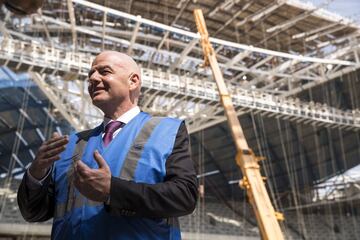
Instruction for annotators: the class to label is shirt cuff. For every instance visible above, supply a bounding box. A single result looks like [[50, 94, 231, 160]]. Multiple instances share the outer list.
[[26, 166, 52, 190]]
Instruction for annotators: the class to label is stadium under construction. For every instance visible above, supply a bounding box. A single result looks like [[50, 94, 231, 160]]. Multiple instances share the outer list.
[[0, 0, 359, 239]]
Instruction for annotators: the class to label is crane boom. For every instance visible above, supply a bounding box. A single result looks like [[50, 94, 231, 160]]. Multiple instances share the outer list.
[[193, 9, 284, 240]]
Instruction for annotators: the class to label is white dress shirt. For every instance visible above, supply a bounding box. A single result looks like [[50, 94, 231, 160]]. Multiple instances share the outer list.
[[27, 106, 141, 187], [102, 106, 140, 138]]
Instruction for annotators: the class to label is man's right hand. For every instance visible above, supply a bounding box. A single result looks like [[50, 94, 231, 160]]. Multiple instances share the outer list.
[[29, 132, 69, 180]]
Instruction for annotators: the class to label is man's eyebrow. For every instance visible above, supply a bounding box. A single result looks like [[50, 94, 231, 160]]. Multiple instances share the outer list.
[[88, 65, 114, 77], [98, 64, 113, 69], [91, 64, 114, 70]]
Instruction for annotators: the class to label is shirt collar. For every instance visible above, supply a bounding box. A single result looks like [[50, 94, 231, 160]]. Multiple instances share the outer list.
[[103, 106, 140, 127]]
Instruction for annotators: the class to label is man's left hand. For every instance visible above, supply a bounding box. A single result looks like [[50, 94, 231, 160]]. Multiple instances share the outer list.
[[74, 150, 111, 202]]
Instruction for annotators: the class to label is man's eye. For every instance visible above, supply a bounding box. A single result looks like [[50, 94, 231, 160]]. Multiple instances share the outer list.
[[101, 69, 111, 75]]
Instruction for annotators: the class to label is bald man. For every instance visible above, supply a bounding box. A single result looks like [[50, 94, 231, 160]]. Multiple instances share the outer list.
[[17, 51, 198, 240], [1, 0, 44, 15]]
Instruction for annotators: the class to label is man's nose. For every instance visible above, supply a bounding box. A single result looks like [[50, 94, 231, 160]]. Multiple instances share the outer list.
[[88, 71, 101, 85]]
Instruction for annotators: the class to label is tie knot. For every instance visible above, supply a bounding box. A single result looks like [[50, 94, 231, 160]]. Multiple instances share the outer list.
[[104, 121, 124, 134]]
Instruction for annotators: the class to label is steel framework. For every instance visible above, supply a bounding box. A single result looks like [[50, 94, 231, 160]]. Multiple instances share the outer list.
[[0, 37, 359, 133]]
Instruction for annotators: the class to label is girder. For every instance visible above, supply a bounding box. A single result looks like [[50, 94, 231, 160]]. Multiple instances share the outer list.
[[0, 0, 359, 133], [292, 22, 339, 40], [261, 44, 360, 94], [3, 0, 356, 95], [29, 72, 97, 131], [67, 0, 77, 49], [0, 37, 359, 134]]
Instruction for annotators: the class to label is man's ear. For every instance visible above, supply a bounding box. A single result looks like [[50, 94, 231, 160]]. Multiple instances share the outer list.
[[129, 73, 140, 89]]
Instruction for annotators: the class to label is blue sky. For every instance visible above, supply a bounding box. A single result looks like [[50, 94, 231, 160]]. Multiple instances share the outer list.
[[309, 0, 360, 23]]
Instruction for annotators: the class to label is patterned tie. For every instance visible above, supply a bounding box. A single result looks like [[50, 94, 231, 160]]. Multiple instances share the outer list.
[[103, 121, 125, 147]]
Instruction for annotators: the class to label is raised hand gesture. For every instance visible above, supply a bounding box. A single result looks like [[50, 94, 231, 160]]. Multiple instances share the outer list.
[[29, 132, 69, 179]]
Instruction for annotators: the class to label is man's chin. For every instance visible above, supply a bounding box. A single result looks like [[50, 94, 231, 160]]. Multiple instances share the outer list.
[[92, 98, 107, 108]]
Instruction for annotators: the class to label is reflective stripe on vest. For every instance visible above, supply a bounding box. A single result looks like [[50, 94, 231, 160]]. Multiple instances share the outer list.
[[119, 117, 162, 180]]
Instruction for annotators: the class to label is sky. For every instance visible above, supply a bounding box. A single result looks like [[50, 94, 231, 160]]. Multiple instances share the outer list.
[[309, 0, 360, 23]]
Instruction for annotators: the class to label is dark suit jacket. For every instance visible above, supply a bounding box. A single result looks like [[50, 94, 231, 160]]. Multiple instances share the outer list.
[[17, 121, 198, 221]]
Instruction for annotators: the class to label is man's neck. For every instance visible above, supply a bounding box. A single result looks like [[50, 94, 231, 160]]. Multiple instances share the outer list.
[[103, 104, 137, 120]]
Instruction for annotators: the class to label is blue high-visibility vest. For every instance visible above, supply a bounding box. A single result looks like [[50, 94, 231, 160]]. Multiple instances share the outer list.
[[52, 112, 182, 240]]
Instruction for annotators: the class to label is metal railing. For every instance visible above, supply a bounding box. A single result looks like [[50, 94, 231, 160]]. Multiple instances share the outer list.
[[1, 37, 359, 130]]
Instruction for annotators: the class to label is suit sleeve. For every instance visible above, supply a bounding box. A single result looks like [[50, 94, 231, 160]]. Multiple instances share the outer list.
[[17, 170, 55, 222], [106, 121, 198, 218]]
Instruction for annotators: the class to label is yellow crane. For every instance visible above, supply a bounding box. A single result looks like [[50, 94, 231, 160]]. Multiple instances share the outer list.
[[193, 9, 284, 240]]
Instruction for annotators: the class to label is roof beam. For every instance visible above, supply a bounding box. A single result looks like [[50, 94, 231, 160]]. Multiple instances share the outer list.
[[266, 1, 329, 34], [239, 56, 274, 88], [9, 153, 25, 169], [2, 40, 359, 132], [292, 22, 338, 39], [29, 72, 89, 131], [170, 38, 198, 71], [284, 61, 360, 97], [235, 2, 282, 28], [208, 0, 241, 18], [101, 10, 107, 50], [214, 2, 252, 36], [280, 45, 360, 97], [127, 17, 141, 55], [127, 0, 133, 13], [225, 50, 250, 69], [305, 25, 348, 42], [285, 0, 358, 29], [266, 11, 311, 34], [147, 0, 190, 68], [37, 9, 54, 47], [40, 15, 131, 46], [71, 0, 355, 66], [256, 2, 329, 47], [250, 0, 285, 22], [0, 116, 11, 128], [317, 30, 360, 49], [67, 0, 77, 49], [261, 43, 359, 92]]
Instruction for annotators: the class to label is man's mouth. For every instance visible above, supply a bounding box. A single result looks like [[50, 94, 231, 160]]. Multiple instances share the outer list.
[[92, 88, 106, 96]]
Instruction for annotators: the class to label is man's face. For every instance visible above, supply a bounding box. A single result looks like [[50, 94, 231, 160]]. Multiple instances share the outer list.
[[88, 52, 131, 109]]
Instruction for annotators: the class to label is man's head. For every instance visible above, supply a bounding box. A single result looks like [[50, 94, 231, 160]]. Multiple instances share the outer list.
[[2, 0, 44, 15], [88, 51, 141, 117]]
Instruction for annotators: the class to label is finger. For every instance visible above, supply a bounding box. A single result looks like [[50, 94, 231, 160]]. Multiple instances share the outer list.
[[46, 135, 68, 146], [37, 144, 64, 159], [73, 174, 82, 189], [43, 145, 66, 158], [46, 134, 68, 145], [52, 132, 60, 138], [93, 151, 108, 169], [75, 161, 91, 178], [43, 137, 69, 152], [34, 155, 61, 170], [45, 134, 63, 144], [42, 155, 61, 166]]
